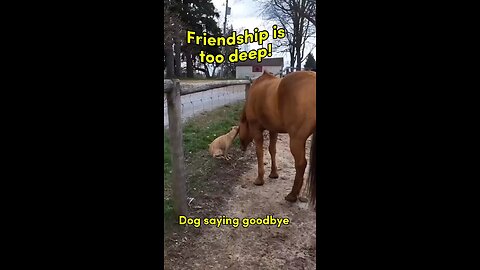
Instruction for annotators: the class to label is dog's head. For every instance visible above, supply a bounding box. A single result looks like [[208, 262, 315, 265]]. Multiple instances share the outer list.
[[230, 125, 239, 134]]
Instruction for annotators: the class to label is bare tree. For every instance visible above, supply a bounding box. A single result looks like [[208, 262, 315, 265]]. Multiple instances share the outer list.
[[260, 0, 316, 70], [292, 0, 316, 27]]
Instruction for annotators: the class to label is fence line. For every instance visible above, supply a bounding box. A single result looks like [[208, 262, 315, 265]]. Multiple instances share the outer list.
[[164, 79, 251, 216], [164, 84, 247, 128], [164, 79, 251, 95]]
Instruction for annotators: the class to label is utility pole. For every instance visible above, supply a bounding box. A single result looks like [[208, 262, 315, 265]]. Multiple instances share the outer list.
[[223, 0, 228, 35], [221, 0, 229, 78]]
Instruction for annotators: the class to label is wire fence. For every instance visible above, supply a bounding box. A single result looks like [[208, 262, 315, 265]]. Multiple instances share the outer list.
[[164, 84, 246, 128], [164, 79, 251, 216]]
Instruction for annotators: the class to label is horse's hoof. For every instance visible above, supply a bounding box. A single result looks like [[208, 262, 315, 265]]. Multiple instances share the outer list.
[[268, 173, 279, 179], [254, 178, 264, 186], [285, 193, 298, 202]]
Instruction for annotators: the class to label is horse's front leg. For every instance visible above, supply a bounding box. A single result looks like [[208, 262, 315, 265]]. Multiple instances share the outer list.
[[285, 137, 307, 202], [253, 132, 265, 186], [268, 132, 279, 178]]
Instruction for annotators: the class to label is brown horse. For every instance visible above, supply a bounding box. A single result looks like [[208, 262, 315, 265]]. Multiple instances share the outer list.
[[239, 70, 316, 203]]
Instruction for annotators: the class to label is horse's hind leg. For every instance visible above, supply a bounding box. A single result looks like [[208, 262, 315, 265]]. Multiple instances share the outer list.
[[253, 131, 265, 186], [285, 137, 307, 202], [268, 132, 279, 178]]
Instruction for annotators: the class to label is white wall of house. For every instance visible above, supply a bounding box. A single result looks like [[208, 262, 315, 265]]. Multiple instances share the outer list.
[[235, 65, 282, 79]]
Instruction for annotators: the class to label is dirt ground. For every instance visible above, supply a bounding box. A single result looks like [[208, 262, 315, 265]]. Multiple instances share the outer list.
[[164, 133, 316, 270]]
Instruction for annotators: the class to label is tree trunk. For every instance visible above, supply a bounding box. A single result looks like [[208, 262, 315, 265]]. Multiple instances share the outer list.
[[296, 44, 302, 71], [292, 17, 299, 70], [186, 49, 194, 78], [290, 48, 295, 71], [297, 0, 310, 71], [174, 34, 182, 77], [165, 39, 174, 79], [212, 65, 218, 78], [203, 63, 211, 78]]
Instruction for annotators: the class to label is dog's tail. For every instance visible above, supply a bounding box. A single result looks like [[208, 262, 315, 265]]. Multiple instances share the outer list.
[[307, 131, 316, 210]]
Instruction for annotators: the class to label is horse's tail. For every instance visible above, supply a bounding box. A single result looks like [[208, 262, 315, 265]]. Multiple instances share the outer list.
[[307, 131, 316, 210]]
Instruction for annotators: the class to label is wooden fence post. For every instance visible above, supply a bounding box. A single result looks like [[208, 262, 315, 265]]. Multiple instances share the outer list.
[[166, 79, 187, 217]]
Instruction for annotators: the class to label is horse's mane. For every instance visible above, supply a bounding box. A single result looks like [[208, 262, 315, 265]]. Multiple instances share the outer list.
[[248, 71, 277, 90], [254, 71, 276, 83], [241, 71, 277, 123]]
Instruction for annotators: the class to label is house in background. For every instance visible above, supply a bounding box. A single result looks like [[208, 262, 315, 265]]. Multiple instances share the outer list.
[[235, 57, 284, 79]]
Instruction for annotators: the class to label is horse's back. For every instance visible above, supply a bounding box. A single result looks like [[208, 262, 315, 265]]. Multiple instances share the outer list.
[[278, 71, 316, 137]]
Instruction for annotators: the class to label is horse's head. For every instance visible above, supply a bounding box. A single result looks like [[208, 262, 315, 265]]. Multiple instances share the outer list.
[[238, 108, 252, 151], [239, 71, 276, 151], [239, 121, 252, 151]]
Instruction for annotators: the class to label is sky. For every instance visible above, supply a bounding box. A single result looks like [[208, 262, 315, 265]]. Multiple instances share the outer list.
[[210, 0, 316, 67]]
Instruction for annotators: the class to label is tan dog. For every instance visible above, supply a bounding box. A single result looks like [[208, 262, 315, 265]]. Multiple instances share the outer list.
[[208, 126, 239, 160]]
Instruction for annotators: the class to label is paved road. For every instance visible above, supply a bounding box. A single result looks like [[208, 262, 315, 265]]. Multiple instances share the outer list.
[[164, 84, 245, 127]]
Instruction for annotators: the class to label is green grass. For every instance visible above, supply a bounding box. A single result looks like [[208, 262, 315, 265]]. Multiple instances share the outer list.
[[163, 101, 244, 231]]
